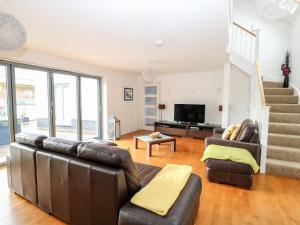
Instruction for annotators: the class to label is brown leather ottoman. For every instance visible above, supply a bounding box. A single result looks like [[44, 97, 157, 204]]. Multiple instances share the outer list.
[[205, 159, 254, 189]]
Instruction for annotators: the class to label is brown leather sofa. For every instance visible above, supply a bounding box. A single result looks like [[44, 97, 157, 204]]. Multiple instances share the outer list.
[[7, 133, 201, 225], [204, 119, 261, 189]]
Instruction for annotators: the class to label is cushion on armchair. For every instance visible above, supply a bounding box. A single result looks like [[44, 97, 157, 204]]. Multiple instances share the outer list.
[[235, 119, 255, 141], [229, 124, 241, 140], [222, 124, 237, 139]]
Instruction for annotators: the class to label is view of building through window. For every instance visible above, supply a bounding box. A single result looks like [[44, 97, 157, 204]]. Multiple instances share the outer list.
[[54, 73, 78, 140], [15, 68, 49, 136], [81, 77, 99, 139], [0, 65, 9, 162]]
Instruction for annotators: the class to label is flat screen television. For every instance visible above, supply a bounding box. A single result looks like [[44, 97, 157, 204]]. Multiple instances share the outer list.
[[174, 104, 205, 123]]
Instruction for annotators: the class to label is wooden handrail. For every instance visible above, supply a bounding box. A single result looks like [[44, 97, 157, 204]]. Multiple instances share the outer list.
[[233, 22, 256, 37], [256, 62, 266, 106]]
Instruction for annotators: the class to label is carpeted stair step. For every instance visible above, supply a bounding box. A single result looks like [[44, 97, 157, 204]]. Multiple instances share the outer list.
[[265, 95, 298, 104], [269, 122, 300, 135], [263, 81, 283, 88], [266, 158, 300, 179], [267, 145, 300, 163], [268, 133, 300, 148], [264, 87, 294, 95], [269, 113, 300, 124], [268, 104, 300, 113]]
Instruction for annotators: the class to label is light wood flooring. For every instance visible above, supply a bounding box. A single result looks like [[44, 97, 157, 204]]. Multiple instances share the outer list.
[[0, 130, 300, 225]]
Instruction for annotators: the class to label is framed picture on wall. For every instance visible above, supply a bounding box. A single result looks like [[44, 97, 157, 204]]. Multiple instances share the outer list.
[[124, 88, 133, 101]]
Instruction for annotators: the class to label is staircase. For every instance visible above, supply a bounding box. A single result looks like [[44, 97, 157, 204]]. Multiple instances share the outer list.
[[264, 81, 300, 179]]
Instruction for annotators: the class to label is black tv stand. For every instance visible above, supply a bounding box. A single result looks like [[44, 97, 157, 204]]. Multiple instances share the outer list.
[[154, 121, 221, 139]]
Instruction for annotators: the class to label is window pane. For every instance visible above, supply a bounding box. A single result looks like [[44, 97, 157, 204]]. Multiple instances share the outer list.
[[145, 108, 157, 117], [145, 97, 157, 106], [54, 73, 77, 140], [15, 68, 49, 136], [144, 118, 155, 126], [0, 65, 10, 162], [145, 86, 157, 95], [81, 77, 99, 139]]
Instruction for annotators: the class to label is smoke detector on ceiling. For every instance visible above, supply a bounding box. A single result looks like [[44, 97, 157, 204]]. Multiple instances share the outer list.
[[155, 40, 165, 47]]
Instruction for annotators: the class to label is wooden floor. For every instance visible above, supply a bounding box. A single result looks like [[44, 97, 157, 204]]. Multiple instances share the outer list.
[[1, 130, 300, 225]]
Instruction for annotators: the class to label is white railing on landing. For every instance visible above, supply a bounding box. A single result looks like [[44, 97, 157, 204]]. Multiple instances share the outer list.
[[231, 22, 260, 63], [230, 22, 270, 173]]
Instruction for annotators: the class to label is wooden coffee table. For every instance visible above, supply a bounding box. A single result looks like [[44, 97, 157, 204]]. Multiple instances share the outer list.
[[134, 134, 176, 157]]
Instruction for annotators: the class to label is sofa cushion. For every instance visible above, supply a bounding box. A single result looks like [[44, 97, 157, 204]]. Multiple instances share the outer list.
[[82, 137, 117, 146], [250, 129, 259, 144], [15, 133, 47, 148], [43, 137, 81, 156], [236, 119, 254, 142], [222, 124, 236, 139], [77, 142, 141, 196], [205, 159, 253, 175], [135, 163, 160, 187], [238, 123, 256, 142], [229, 124, 241, 140]]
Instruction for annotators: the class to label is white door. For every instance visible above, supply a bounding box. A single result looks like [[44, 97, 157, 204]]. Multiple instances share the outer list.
[[143, 84, 159, 130]]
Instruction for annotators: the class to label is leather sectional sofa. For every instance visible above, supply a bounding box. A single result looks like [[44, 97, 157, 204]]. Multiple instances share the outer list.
[[7, 133, 202, 225], [204, 119, 261, 189]]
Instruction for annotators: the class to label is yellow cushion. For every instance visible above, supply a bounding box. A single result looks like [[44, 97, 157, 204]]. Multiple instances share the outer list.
[[230, 124, 241, 140], [222, 124, 236, 139]]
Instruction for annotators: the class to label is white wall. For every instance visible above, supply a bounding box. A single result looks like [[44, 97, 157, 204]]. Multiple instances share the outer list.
[[229, 65, 251, 124], [144, 71, 224, 125], [291, 13, 300, 92], [0, 48, 140, 137], [103, 74, 139, 136], [233, 0, 291, 80]]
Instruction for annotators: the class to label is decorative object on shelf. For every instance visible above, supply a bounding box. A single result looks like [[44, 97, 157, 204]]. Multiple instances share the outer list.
[[0, 12, 27, 51], [108, 115, 121, 141], [256, 0, 299, 21], [158, 104, 165, 121], [149, 132, 161, 139], [281, 51, 291, 88], [124, 88, 133, 101]]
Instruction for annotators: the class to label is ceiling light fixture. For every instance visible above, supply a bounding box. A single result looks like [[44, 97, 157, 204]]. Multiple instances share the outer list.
[[256, 0, 299, 20], [143, 61, 155, 82], [0, 11, 27, 51], [155, 40, 165, 47]]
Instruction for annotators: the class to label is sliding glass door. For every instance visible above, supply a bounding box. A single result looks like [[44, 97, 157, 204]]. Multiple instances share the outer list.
[[0, 61, 102, 150], [14, 67, 50, 135], [81, 77, 100, 139], [53, 73, 78, 140], [0, 65, 10, 163]]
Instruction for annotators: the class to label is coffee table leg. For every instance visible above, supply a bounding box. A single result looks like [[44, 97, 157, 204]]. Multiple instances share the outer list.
[[147, 143, 152, 157], [171, 139, 176, 152], [134, 137, 138, 149]]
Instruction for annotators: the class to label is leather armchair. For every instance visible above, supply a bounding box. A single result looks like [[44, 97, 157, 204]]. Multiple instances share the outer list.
[[204, 123, 261, 189]]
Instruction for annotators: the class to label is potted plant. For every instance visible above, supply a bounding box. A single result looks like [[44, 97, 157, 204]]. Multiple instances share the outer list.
[[281, 51, 291, 88]]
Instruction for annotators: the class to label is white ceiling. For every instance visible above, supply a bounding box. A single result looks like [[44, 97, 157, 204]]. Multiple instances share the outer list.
[[1, 0, 229, 75]]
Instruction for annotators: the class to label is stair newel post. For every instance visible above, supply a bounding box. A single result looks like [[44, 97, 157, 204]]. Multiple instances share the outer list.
[[260, 105, 270, 173]]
